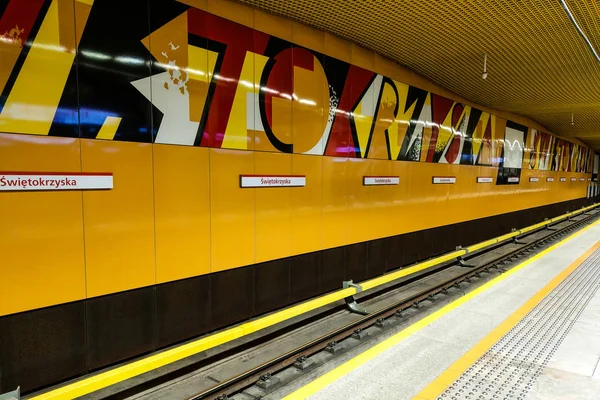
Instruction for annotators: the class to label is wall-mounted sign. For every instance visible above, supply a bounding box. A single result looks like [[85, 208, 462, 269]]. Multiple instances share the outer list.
[[560, 177, 567, 182], [507, 177, 520, 183], [476, 177, 493, 183], [0, 172, 113, 191], [432, 176, 456, 184], [363, 176, 399, 186], [547, 177, 555, 182], [240, 175, 306, 188], [529, 177, 539, 182], [580, 178, 585, 181], [570, 177, 577, 182]]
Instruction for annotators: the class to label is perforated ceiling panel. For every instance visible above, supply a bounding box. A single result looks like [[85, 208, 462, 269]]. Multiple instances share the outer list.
[[236, 0, 600, 149]]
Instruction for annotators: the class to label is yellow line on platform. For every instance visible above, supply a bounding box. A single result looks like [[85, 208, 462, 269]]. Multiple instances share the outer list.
[[284, 218, 600, 400], [414, 237, 600, 400]]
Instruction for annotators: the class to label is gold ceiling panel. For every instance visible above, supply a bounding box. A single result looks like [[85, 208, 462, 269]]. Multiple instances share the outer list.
[[236, 0, 600, 149]]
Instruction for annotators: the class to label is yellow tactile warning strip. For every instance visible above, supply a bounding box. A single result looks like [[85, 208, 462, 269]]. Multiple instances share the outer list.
[[414, 239, 600, 400], [283, 219, 600, 400], [29, 205, 598, 400]]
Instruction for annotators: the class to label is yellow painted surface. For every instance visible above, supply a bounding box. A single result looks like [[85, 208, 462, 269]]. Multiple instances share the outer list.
[[81, 140, 156, 297], [351, 43, 375, 72], [153, 144, 211, 283], [321, 156, 349, 249], [95, 116, 122, 140], [292, 21, 326, 54], [255, 151, 292, 263], [291, 154, 323, 254], [0, 0, 77, 135], [253, 8, 293, 42], [0, 134, 86, 315], [210, 148, 255, 272]]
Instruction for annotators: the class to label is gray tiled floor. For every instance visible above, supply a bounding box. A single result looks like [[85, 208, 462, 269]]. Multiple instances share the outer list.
[[306, 223, 600, 400]]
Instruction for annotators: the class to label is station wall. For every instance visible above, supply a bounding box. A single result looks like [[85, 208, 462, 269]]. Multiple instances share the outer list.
[[0, 0, 596, 393]]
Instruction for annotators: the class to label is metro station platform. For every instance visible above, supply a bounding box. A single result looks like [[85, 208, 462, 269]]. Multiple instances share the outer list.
[[285, 220, 600, 400]]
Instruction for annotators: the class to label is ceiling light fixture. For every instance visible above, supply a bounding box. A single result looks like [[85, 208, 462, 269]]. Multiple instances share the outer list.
[[482, 53, 488, 80], [571, 112, 575, 126], [559, 0, 600, 62]]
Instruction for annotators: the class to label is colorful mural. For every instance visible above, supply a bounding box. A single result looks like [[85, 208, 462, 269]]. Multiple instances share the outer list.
[[0, 0, 593, 174]]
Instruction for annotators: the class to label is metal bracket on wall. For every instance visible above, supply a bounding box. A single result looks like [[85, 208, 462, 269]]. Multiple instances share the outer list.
[[342, 280, 369, 315], [455, 246, 477, 268], [0, 387, 20, 400], [544, 218, 558, 231], [511, 229, 526, 244]]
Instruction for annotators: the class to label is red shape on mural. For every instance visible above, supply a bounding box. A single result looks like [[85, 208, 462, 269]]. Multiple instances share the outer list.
[[188, 9, 270, 148], [325, 65, 375, 157], [0, 0, 45, 48], [445, 103, 465, 164], [427, 94, 454, 162]]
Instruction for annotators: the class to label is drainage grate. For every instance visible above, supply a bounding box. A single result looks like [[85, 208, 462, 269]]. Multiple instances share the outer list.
[[438, 249, 600, 400]]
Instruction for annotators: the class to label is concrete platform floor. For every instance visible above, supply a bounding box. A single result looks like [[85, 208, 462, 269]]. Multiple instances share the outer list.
[[284, 220, 600, 400]]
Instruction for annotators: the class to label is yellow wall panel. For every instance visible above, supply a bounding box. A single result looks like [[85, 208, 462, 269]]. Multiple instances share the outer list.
[[154, 144, 210, 283], [291, 154, 322, 254], [322, 156, 349, 249], [81, 140, 155, 297], [351, 43, 375, 72], [253, 8, 293, 42], [0, 134, 85, 316], [390, 161, 411, 236], [292, 22, 326, 54], [366, 159, 394, 239], [206, 0, 253, 27], [325, 32, 351, 63], [255, 152, 292, 263], [346, 158, 371, 243], [403, 162, 450, 233], [210, 148, 255, 271]]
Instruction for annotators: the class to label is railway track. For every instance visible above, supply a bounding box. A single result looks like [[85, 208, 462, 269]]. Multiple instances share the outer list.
[[117, 210, 599, 400]]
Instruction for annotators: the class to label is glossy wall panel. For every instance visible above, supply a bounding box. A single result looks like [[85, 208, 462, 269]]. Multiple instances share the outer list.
[[0, 0, 594, 319], [81, 140, 156, 297], [209, 148, 255, 272], [255, 151, 292, 262], [291, 154, 322, 255], [153, 144, 211, 283], [0, 134, 85, 316]]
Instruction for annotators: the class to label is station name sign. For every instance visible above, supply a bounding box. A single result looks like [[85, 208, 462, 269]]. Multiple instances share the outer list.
[[363, 176, 399, 186], [570, 178, 577, 182], [0, 172, 113, 191], [546, 177, 555, 182], [560, 177, 567, 182], [240, 175, 306, 188], [529, 177, 539, 182], [432, 176, 456, 184], [476, 177, 493, 183], [507, 177, 520, 183]]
